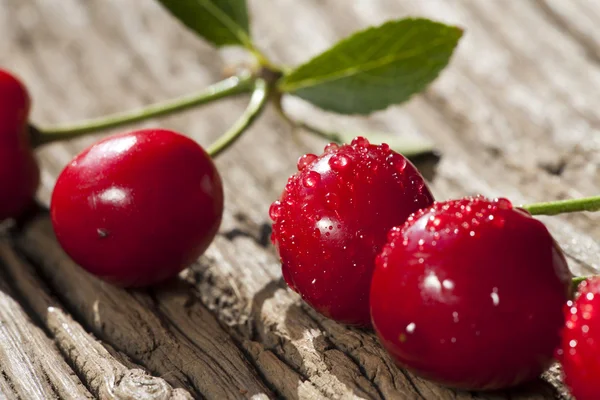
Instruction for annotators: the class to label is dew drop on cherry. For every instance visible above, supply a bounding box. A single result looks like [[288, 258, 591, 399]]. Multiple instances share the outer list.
[[297, 153, 318, 171], [324, 143, 339, 153], [392, 155, 407, 174], [303, 171, 321, 188], [269, 201, 282, 221], [351, 136, 370, 147], [329, 154, 351, 172], [495, 197, 513, 210], [409, 175, 425, 189], [312, 228, 321, 239]]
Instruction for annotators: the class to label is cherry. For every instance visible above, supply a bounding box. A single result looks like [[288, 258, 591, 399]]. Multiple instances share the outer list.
[[270, 137, 434, 326], [50, 129, 224, 287], [558, 277, 600, 400], [0, 68, 40, 222], [370, 196, 572, 390]]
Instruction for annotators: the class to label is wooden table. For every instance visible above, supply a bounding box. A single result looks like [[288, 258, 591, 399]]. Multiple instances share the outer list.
[[1, 0, 597, 398]]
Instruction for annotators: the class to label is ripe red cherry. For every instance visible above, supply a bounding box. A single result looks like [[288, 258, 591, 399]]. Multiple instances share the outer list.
[[0, 68, 40, 221], [558, 277, 600, 400], [51, 129, 224, 287], [371, 196, 572, 390], [270, 137, 434, 326]]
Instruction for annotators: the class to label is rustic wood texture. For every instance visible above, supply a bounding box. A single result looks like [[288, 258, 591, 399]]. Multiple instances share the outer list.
[[1, 0, 598, 398]]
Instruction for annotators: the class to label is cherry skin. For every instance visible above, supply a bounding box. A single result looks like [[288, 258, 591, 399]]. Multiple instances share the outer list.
[[51, 129, 224, 287], [370, 196, 572, 390], [558, 277, 600, 400], [0, 68, 40, 222], [270, 137, 434, 326]]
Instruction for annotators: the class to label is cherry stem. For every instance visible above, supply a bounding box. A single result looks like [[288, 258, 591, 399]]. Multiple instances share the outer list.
[[207, 79, 269, 158], [521, 196, 600, 216], [572, 276, 588, 292], [33, 73, 255, 147]]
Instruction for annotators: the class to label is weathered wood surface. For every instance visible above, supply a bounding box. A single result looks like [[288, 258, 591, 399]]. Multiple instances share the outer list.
[[1, 0, 599, 398]]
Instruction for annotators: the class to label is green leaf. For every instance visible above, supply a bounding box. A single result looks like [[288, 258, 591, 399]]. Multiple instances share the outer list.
[[279, 18, 463, 115], [157, 0, 251, 48], [335, 131, 435, 159]]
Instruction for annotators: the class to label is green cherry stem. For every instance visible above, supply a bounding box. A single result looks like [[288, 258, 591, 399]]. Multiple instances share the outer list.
[[207, 78, 269, 158], [33, 73, 256, 147], [522, 195, 600, 216], [572, 276, 589, 293]]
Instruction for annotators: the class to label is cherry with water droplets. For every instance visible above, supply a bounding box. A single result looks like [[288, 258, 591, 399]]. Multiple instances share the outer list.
[[50, 129, 224, 287], [559, 277, 600, 400], [0, 68, 40, 222], [270, 137, 434, 326], [371, 196, 572, 390]]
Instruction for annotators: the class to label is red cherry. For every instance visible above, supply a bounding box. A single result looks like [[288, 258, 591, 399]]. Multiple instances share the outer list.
[[559, 277, 600, 400], [371, 196, 572, 390], [270, 137, 434, 326], [50, 129, 224, 287], [0, 68, 30, 132], [0, 68, 40, 221]]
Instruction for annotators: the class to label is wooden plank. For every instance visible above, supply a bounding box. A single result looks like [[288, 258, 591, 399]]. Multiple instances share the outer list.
[[2, 0, 600, 398], [11, 220, 272, 399], [0, 243, 193, 400], [0, 246, 93, 400]]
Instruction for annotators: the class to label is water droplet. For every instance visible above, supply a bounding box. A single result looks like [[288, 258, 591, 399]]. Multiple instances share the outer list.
[[297, 153, 317, 171], [495, 197, 513, 210], [469, 231, 476, 237], [324, 143, 339, 153], [269, 201, 282, 221], [389, 154, 407, 174], [587, 292, 595, 301], [351, 136, 370, 147], [302, 171, 321, 188], [329, 154, 351, 172], [406, 322, 416, 333], [380, 143, 390, 152], [452, 312, 459, 323], [409, 175, 424, 189]]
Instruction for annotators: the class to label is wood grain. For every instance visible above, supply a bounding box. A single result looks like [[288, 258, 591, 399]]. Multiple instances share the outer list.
[[1, 0, 599, 398]]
